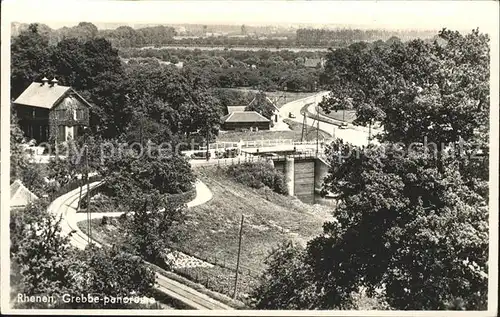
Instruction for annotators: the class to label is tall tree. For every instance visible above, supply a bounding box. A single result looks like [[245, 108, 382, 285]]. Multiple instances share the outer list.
[[319, 29, 489, 147], [10, 200, 83, 308], [252, 29, 490, 310], [119, 189, 186, 265], [11, 23, 54, 99], [74, 246, 156, 308], [245, 91, 276, 120]]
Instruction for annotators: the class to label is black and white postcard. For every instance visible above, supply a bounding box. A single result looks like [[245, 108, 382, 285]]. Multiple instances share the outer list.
[[1, 1, 498, 315]]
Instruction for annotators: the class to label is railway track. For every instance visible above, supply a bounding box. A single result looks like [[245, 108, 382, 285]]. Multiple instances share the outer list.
[[49, 184, 233, 310]]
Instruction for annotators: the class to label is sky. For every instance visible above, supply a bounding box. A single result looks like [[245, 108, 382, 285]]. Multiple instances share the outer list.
[[2, 0, 499, 32]]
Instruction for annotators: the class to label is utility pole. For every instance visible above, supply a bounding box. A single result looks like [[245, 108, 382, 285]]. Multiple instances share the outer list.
[[315, 95, 319, 155], [85, 143, 91, 245], [78, 171, 83, 211], [368, 120, 372, 143], [206, 129, 210, 161], [301, 112, 307, 142], [316, 114, 320, 155], [233, 214, 244, 299]]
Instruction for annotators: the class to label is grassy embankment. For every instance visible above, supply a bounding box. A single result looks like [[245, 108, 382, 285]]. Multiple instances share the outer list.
[[318, 108, 357, 123], [222, 88, 318, 108], [77, 165, 335, 302], [217, 118, 331, 142]]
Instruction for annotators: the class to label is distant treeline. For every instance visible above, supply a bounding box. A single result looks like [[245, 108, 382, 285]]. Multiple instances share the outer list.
[[296, 28, 437, 47], [12, 22, 438, 49], [11, 22, 177, 48], [120, 47, 323, 92]]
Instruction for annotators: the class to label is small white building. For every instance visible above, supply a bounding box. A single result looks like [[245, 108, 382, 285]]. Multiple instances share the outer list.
[[9, 179, 39, 211]]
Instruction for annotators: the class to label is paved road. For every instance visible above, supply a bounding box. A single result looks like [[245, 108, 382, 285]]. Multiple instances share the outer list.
[[279, 91, 376, 147], [48, 181, 232, 310]]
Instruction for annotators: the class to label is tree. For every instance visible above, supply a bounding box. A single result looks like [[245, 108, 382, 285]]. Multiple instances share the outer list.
[[320, 29, 489, 147], [311, 141, 488, 310], [119, 190, 186, 265], [11, 23, 54, 99], [10, 200, 83, 308], [72, 246, 156, 308], [250, 242, 322, 309], [245, 91, 276, 120], [10, 107, 48, 196], [10, 197, 156, 309], [10, 107, 29, 183], [50, 37, 128, 139], [101, 145, 195, 200], [252, 29, 490, 310], [125, 62, 222, 137]]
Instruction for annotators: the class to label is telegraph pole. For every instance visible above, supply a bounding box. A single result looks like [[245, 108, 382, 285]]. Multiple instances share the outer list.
[[206, 129, 210, 161], [85, 144, 91, 245], [233, 214, 244, 299], [315, 96, 319, 155], [368, 120, 372, 143], [316, 115, 319, 155], [301, 112, 307, 142]]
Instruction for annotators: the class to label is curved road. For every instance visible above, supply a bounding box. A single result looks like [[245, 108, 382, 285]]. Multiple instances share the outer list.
[[279, 91, 376, 147], [48, 181, 232, 310]]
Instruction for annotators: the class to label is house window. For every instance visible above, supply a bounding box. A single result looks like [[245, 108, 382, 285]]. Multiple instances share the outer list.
[[76, 109, 86, 120], [58, 126, 65, 142]]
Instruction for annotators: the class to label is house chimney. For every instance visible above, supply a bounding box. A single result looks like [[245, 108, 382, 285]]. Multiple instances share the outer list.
[[41, 77, 49, 86], [50, 77, 59, 87]]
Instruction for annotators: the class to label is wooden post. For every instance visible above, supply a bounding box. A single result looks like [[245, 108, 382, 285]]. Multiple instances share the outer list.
[[368, 120, 372, 143], [85, 145, 91, 245], [78, 177, 83, 211], [206, 130, 210, 161], [301, 112, 307, 142], [233, 214, 244, 299], [316, 113, 320, 156]]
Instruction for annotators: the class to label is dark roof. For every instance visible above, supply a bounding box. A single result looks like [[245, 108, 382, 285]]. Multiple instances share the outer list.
[[227, 106, 247, 113], [13, 82, 92, 109], [222, 111, 271, 123]]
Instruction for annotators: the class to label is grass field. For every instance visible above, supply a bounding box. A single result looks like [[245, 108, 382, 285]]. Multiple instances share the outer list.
[[78, 165, 335, 300], [173, 166, 334, 273], [216, 118, 331, 142], [318, 108, 357, 123], [223, 88, 317, 108]]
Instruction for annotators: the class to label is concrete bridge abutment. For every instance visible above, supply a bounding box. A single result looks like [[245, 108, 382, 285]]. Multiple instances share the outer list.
[[284, 157, 295, 196]]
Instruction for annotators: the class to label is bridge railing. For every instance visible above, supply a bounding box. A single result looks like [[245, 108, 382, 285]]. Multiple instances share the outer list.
[[197, 138, 335, 152]]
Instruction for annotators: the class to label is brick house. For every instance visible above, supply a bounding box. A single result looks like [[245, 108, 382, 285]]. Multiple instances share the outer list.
[[13, 78, 91, 145]]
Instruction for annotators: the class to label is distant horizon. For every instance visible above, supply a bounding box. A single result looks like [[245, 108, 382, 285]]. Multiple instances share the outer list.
[[3, 1, 498, 34], [11, 21, 445, 33]]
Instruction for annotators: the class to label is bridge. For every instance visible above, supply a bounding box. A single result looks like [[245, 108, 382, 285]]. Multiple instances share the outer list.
[[187, 140, 332, 204]]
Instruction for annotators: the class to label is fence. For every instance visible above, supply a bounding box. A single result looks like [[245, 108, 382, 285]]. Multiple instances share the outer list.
[[172, 265, 258, 301], [191, 149, 326, 168], [197, 138, 333, 153], [79, 182, 197, 210], [170, 249, 261, 301], [172, 247, 261, 278], [48, 174, 103, 201]]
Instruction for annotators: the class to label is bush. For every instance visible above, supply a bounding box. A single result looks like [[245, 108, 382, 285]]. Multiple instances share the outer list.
[[226, 162, 288, 195]]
